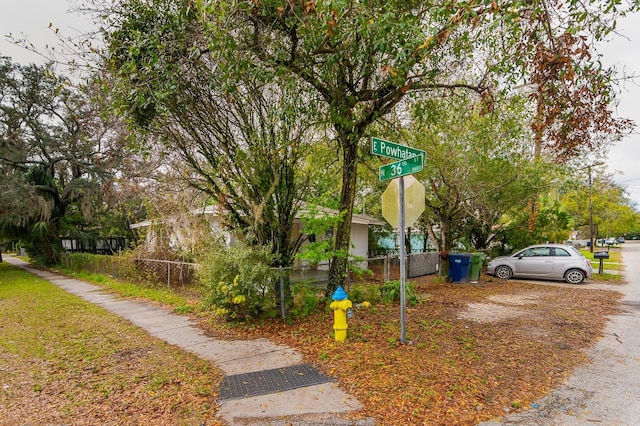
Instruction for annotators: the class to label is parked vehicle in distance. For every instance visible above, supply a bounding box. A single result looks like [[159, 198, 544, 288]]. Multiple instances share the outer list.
[[606, 237, 616, 245], [616, 236, 625, 244], [565, 239, 589, 248], [486, 244, 592, 284]]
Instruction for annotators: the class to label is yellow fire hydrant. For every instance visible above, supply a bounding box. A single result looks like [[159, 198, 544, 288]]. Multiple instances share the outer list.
[[330, 286, 353, 342]]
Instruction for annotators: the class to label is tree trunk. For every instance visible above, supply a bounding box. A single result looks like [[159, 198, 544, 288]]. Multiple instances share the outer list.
[[426, 226, 439, 252], [326, 132, 358, 297], [421, 228, 429, 253]]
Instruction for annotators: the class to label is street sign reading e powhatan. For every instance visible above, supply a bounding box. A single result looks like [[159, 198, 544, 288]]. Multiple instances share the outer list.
[[371, 137, 426, 165]]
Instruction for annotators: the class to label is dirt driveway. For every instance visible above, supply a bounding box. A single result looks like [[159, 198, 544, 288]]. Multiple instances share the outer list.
[[479, 241, 640, 425], [459, 281, 622, 325]]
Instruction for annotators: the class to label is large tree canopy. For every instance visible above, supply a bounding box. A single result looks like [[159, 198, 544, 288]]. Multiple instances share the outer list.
[[103, 0, 320, 270], [402, 93, 550, 252], [200, 0, 635, 292], [99, 0, 637, 293], [562, 173, 640, 240], [0, 57, 126, 264]]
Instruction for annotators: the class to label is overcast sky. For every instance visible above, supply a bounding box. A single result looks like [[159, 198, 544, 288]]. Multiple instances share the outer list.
[[2, 1, 640, 205]]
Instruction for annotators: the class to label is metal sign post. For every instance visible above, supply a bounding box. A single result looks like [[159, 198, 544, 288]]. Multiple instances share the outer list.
[[398, 176, 407, 344], [373, 137, 426, 345]]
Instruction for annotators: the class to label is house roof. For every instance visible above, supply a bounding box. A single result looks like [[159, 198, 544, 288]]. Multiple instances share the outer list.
[[294, 204, 386, 226], [192, 205, 224, 215], [130, 220, 152, 229], [352, 213, 386, 226], [130, 204, 385, 229]]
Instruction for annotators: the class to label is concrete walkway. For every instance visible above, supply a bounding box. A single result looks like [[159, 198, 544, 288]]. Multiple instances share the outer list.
[[3, 255, 371, 426]]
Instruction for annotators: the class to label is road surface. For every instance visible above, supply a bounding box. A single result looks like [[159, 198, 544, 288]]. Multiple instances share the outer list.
[[480, 241, 640, 425]]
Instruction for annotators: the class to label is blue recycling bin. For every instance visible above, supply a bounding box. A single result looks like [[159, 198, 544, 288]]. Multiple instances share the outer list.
[[447, 253, 472, 283]]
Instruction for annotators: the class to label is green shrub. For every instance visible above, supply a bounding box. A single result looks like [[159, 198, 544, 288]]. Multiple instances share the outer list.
[[288, 281, 324, 319], [197, 244, 277, 321], [379, 280, 420, 305], [348, 284, 382, 304]]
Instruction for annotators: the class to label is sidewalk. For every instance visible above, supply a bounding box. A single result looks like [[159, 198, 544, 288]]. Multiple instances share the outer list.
[[3, 255, 372, 425]]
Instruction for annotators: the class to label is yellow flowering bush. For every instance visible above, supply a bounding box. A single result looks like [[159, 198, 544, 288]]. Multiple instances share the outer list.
[[197, 244, 277, 321], [207, 275, 255, 320]]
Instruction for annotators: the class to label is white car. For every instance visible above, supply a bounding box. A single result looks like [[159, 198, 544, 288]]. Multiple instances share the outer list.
[[487, 244, 592, 284]]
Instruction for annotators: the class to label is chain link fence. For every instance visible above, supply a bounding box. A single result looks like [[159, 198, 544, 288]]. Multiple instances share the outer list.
[[61, 251, 444, 290], [132, 258, 200, 287], [60, 251, 452, 322], [61, 253, 199, 288]]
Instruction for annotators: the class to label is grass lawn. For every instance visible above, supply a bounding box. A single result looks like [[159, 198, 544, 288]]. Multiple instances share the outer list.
[[581, 247, 624, 282], [0, 263, 224, 425]]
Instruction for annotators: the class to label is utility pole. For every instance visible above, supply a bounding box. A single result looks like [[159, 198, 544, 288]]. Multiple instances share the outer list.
[[587, 162, 604, 253], [589, 166, 595, 253]]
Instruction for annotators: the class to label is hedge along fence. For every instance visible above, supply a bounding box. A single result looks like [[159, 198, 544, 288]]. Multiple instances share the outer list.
[[60, 251, 446, 322], [61, 253, 199, 287], [62, 251, 444, 290], [61, 252, 134, 278]]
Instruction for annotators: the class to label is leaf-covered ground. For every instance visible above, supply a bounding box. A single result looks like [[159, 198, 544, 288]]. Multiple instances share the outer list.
[[1, 260, 622, 425], [198, 274, 622, 425]]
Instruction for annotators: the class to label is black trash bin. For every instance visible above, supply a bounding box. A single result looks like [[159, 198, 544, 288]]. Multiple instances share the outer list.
[[447, 253, 472, 283]]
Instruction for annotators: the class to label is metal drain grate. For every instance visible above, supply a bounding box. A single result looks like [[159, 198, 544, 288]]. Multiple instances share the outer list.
[[218, 363, 334, 401], [621, 301, 640, 311]]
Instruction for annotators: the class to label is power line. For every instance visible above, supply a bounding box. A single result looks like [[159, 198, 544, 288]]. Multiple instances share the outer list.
[[617, 176, 640, 184]]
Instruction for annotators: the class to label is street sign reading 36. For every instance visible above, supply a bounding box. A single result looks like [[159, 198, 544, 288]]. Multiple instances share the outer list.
[[378, 154, 424, 181]]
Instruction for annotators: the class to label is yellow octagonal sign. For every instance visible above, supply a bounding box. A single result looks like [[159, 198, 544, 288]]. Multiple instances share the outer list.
[[381, 175, 425, 229]]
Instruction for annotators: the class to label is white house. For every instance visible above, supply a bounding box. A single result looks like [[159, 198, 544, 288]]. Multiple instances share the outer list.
[[130, 204, 385, 267], [130, 205, 234, 249]]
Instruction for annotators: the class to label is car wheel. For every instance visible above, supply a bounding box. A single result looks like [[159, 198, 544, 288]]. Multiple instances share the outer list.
[[494, 265, 513, 280], [565, 269, 585, 284]]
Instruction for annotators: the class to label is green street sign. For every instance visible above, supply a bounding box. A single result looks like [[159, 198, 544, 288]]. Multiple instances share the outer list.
[[379, 154, 424, 181], [371, 137, 426, 165]]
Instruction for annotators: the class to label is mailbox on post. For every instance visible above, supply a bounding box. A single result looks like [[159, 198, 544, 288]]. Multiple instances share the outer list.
[[593, 251, 609, 274]]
